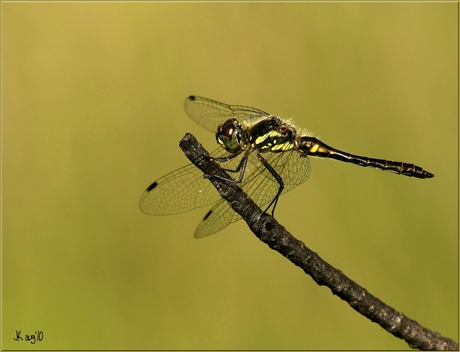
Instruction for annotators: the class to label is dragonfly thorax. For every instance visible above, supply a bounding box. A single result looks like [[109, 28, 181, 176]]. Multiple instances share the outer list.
[[248, 117, 298, 153], [216, 119, 244, 153]]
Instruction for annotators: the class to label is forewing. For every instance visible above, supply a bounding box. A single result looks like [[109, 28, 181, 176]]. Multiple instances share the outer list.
[[184, 96, 270, 132], [139, 163, 221, 215]]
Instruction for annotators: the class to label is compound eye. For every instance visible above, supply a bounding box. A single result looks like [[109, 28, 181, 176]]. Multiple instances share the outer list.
[[221, 120, 236, 138]]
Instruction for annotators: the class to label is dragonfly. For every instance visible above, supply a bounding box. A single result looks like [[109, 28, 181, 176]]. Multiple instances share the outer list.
[[140, 96, 434, 238]]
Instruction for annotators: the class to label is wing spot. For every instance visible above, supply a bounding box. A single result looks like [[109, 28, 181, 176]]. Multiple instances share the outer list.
[[146, 181, 158, 192], [203, 210, 213, 220]]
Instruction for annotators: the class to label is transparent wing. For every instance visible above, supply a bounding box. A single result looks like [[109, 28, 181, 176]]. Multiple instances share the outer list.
[[184, 95, 270, 132], [194, 199, 235, 239], [139, 164, 219, 215], [140, 147, 228, 215], [194, 150, 311, 238]]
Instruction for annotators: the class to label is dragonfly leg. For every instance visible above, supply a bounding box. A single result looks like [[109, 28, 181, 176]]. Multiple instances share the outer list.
[[197, 149, 251, 185], [257, 152, 284, 216]]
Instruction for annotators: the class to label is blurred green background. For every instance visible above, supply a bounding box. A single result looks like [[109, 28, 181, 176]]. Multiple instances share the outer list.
[[3, 2, 457, 350]]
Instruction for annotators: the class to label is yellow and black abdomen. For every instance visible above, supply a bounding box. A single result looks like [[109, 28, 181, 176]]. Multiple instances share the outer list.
[[298, 136, 434, 179]]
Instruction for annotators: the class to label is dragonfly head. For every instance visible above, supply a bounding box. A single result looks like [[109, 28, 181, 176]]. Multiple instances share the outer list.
[[216, 119, 242, 153]]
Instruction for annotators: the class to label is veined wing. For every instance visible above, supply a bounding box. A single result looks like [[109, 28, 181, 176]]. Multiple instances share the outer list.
[[140, 147, 229, 215], [194, 149, 311, 238], [184, 95, 270, 132]]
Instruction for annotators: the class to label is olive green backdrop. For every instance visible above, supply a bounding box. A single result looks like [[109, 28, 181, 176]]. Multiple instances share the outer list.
[[3, 2, 457, 350]]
